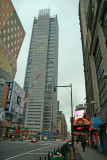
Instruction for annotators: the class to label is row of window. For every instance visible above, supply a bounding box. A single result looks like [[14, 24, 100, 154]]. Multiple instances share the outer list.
[[27, 117, 41, 119], [2, 27, 21, 35], [28, 107, 41, 109], [96, 59, 104, 86], [2, 35, 22, 44], [94, 41, 101, 67], [27, 114, 41, 116], [27, 120, 40, 122], [100, 83, 107, 107], [1, 3, 9, 8], [101, 10, 107, 37], [94, 40, 104, 87], [28, 110, 41, 113], [27, 123, 40, 126]]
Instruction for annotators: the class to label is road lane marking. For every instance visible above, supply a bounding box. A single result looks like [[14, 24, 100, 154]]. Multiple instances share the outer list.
[[4, 144, 56, 160], [27, 153, 46, 154]]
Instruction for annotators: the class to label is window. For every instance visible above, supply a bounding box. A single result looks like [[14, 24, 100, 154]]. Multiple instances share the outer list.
[[101, 10, 107, 36], [100, 83, 107, 108]]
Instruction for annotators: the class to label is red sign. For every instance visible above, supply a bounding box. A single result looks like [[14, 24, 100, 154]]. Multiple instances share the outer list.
[[15, 129, 19, 133]]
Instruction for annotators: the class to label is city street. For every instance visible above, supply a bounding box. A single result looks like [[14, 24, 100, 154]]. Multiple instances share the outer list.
[[0, 140, 65, 160]]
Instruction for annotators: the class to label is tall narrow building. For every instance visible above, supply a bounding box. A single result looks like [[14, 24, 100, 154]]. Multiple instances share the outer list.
[[79, 0, 107, 155], [24, 9, 59, 137], [79, 0, 107, 118]]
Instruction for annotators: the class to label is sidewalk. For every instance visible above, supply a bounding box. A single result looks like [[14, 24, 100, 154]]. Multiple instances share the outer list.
[[74, 143, 107, 160]]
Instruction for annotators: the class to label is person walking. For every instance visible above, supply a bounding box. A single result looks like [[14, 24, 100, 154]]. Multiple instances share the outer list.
[[81, 138, 86, 152], [76, 138, 79, 145]]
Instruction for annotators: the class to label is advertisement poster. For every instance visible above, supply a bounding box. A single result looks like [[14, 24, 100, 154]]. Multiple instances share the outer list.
[[74, 110, 85, 120], [5, 81, 25, 118]]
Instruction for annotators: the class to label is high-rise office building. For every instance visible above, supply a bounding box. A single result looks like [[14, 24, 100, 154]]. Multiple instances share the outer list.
[[0, 0, 25, 81], [24, 9, 58, 136]]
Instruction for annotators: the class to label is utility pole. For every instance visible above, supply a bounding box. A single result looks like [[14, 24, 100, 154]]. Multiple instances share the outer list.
[[54, 84, 74, 160]]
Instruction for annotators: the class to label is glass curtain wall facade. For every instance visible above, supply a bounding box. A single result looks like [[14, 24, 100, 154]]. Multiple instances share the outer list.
[[24, 9, 58, 136]]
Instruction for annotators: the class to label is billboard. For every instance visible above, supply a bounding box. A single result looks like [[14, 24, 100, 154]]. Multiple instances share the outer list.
[[5, 81, 25, 117], [74, 110, 85, 120]]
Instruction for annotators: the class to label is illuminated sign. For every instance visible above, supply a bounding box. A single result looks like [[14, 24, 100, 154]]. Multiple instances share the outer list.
[[73, 118, 89, 132], [73, 125, 89, 132], [77, 118, 84, 125], [74, 110, 85, 120]]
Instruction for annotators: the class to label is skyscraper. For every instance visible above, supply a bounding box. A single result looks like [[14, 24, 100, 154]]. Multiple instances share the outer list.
[[24, 9, 58, 137], [0, 0, 25, 81]]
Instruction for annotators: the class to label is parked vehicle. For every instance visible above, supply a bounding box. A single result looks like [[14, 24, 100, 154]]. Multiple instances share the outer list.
[[30, 138, 38, 142], [23, 136, 29, 140], [18, 137, 23, 141], [43, 136, 48, 141]]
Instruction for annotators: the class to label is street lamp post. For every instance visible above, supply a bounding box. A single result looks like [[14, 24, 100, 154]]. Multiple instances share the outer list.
[[54, 84, 74, 160], [70, 84, 74, 160]]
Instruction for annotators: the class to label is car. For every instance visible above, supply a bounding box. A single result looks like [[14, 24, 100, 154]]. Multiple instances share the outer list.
[[30, 138, 38, 142], [50, 138, 56, 141], [23, 137, 29, 140], [18, 137, 23, 141], [65, 139, 70, 142]]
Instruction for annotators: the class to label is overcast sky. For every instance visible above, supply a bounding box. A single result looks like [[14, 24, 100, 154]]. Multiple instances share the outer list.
[[12, 0, 86, 131]]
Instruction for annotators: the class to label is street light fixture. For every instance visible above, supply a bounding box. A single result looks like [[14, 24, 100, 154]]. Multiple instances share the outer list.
[[54, 83, 74, 160]]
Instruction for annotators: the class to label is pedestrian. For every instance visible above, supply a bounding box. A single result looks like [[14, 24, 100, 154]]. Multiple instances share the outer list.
[[12, 135, 14, 141], [76, 138, 79, 145], [81, 138, 86, 152]]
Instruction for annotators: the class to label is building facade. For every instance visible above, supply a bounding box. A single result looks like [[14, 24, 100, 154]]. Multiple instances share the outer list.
[[0, 0, 25, 140], [0, 0, 25, 81], [24, 9, 58, 136], [57, 111, 67, 140], [0, 0, 25, 118], [79, 0, 107, 155], [79, 0, 107, 118]]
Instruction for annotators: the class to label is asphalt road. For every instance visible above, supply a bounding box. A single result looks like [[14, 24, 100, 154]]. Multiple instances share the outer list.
[[0, 140, 65, 160]]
